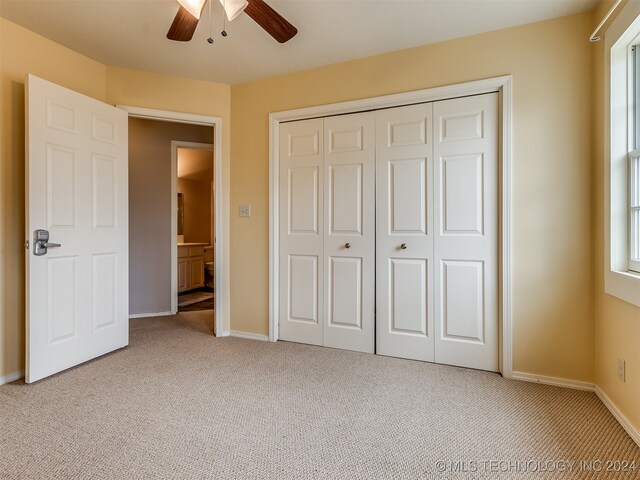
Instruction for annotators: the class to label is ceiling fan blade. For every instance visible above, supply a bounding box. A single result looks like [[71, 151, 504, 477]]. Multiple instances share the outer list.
[[244, 0, 298, 43], [167, 6, 200, 42]]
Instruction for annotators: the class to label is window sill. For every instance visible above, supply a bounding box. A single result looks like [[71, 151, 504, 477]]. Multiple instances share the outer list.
[[605, 269, 640, 307]]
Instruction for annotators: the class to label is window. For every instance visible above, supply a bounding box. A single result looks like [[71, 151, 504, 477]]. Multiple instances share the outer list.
[[605, 3, 640, 306]]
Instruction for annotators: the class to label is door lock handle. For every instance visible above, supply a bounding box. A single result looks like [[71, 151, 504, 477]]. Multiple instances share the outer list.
[[33, 229, 61, 256]]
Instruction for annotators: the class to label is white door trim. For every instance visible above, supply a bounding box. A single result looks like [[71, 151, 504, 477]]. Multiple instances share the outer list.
[[268, 75, 513, 378], [117, 106, 228, 337], [171, 141, 214, 314]]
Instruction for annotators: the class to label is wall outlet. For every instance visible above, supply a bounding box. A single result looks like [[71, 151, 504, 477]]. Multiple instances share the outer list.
[[617, 357, 626, 382], [239, 204, 251, 217]]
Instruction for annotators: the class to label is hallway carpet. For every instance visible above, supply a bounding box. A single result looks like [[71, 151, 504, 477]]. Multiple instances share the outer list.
[[1, 312, 638, 479]]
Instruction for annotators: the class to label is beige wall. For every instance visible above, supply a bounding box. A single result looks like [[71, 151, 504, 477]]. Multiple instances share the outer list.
[[178, 177, 212, 244], [592, 2, 640, 435], [129, 118, 213, 315], [230, 13, 596, 382], [0, 18, 107, 379]]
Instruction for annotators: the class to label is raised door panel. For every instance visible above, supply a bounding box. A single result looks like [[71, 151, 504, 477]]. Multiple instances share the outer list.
[[441, 261, 484, 342], [433, 93, 498, 372], [288, 167, 320, 234], [441, 154, 483, 235], [190, 257, 204, 289], [279, 119, 324, 346], [389, 158, 427, 234], [376, 103, 434, 362], [178, 259, 188, 292], [288, 255, 319, 324], [47, 145, 77, 229], [329, 164, 362, 235], [46, 256, 78, 344], [92, 254, 117, 331], [327, 257, 362, 329], [323, 113, 375, 353], [390, 259, 428, 335], [92, 154, 117, 230]]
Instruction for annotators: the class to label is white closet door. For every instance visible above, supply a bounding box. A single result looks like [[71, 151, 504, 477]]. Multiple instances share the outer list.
[[376, 104, 435, 362], [279, 119, 324, 346], [323, 113, 375, 353], [433, 93, 499, 371]]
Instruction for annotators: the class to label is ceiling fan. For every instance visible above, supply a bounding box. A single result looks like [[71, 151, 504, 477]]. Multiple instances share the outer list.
[[167, 0, 297, 43]]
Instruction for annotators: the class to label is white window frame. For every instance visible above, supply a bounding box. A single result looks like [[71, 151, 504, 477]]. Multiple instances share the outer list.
[[605, 1, 640, 306]]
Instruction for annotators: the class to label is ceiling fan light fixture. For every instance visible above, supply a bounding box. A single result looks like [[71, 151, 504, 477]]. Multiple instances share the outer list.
[[219, 0, 248, 22], [177, 0, 207, 19]]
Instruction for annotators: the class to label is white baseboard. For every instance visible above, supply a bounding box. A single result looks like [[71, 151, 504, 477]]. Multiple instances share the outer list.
[[230, 330, 269, 342], [0, 370, 24, 385], [129, 311, 173, 319], [595, 386, 640, 447], [511, 371, 595, 391]]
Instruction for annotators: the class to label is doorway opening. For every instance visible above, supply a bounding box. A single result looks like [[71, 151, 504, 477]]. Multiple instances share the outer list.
[[121, 106, 226, 337], [174, 143, 215, 314]]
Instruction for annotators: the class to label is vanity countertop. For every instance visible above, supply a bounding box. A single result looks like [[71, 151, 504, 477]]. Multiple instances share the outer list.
[[177, 242, 209, 247]]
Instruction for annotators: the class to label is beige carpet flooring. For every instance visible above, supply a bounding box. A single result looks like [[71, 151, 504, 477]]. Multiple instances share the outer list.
[[1, 312, 639, 479]]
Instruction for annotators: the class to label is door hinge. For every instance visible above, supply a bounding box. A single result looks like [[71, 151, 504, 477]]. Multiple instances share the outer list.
[[25, 240, 29, 250]]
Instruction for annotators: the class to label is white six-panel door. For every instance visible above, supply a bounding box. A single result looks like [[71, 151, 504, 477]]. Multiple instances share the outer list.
[[433, 93, 499, 371], [279, 119, 325, 346], [278, 93, 498, 372], [375, 104, 435, 362], [26, 75, 129, 383], [323, 113, 375, 353]]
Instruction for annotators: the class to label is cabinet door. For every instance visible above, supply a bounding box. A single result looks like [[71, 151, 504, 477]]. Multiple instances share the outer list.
[[190, 257, 205, 289], [375, 103, 435, 362], [323, 113, 375, 354], [178, 259, 189, 292]]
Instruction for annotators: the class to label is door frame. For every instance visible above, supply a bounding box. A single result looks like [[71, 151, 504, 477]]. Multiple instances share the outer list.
[[268, 75, 514, 378], [118, 105, 228, 337], [171, 141, 214, 313]]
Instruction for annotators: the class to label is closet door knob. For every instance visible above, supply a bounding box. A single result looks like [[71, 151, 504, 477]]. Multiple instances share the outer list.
[[400, 243, 407, 250], [345, 243, 351, 249]]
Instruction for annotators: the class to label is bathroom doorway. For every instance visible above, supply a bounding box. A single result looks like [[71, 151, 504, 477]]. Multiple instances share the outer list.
[[174, 143, 215, 314]]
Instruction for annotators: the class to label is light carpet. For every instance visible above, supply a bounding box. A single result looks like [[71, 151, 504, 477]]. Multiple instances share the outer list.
[[1, 312, 638, 479]]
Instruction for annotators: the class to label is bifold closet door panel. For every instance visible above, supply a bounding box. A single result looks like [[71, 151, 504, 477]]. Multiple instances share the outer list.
[[279, 118, 324, 346], [375, 103, 435, 362], [433, 93, 499, 372], [323, 113, 375, 353]]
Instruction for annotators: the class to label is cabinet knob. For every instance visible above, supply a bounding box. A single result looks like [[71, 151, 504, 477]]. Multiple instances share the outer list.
[[345, 243, 351, 249], [400, 243, 407, 250]]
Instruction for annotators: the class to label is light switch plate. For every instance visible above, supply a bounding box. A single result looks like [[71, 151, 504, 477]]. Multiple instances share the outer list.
[[239, 204, 251, 217]]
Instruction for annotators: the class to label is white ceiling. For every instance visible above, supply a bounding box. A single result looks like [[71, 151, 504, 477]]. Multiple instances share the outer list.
[[0, 0, 599, 84], [178, 148, 213, 182]]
